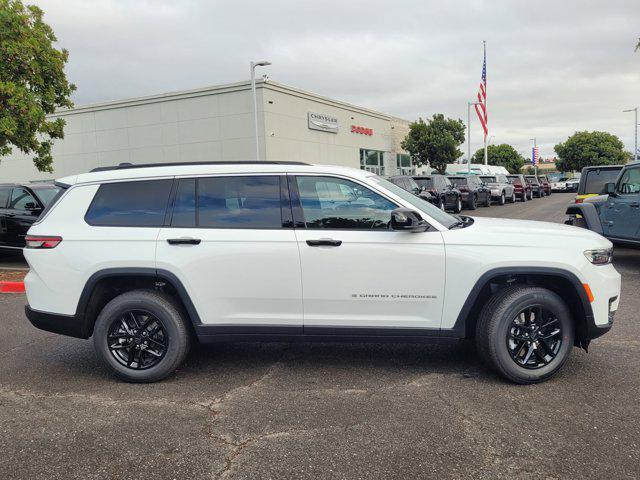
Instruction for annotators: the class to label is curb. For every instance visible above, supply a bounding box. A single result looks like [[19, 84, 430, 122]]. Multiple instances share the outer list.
[[0, 282, 25, 293]]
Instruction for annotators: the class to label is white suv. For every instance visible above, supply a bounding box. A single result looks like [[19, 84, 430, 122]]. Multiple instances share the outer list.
[[24, 161, 621, 383]]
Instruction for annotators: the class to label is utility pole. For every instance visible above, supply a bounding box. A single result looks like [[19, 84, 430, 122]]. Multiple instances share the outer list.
[[467, 101, 480, 173], [250, 60, 271, 161], [623, 107, 638, 163], [530, 138, 537, 176]]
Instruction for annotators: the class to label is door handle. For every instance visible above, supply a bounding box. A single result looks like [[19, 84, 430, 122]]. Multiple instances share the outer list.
[[306, 239, 342, 247], [167, 238, 201, 245]]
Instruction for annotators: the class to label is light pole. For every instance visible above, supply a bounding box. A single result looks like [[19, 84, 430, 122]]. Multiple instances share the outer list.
[[250, 60, 271, 161], [623, 107, 638, 163], [467, 101, 481, 173], [530, 138, 537, 176]]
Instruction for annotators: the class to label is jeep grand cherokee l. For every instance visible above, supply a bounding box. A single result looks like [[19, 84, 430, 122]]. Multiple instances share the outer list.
[[24, 161, 621, 384]]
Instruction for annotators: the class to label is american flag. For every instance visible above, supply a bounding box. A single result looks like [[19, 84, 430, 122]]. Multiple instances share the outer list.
[[474, 43, 488, 140], [532, 147, 539, 165]]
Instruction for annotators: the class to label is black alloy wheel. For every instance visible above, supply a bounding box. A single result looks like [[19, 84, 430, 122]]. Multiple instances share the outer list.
[[107, 310, 168, 370], [507, 306, 562, 369]]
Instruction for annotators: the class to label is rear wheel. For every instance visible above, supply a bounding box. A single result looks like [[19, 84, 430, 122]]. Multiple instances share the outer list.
[[476, 286, 574, 384], [467, 194, 477, 210], [454, 197, 463, 213], [93, 290, 190, 383], [499, 192, 506, 205], [509, 191, 516, 203], [439, 197, 445, 211], [483, 193, 491, 207], [521, 192, 527, 202]]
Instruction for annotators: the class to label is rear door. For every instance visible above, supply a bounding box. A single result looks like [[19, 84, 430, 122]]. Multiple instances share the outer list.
[[155, 174, 303, 332], [0, 187, 11, 247], [291, 174, 445, 333], [604, 166, 640, 240]]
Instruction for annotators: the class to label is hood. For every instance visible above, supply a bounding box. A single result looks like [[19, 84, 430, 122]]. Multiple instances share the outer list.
[[442, 216, 612, 250]]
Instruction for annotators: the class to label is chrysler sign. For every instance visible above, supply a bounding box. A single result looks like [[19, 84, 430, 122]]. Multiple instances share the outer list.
[[308, 112, 338, 133]]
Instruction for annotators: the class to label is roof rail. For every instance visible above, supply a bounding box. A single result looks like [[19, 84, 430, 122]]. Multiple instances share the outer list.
[[90, 161, 309, 173]]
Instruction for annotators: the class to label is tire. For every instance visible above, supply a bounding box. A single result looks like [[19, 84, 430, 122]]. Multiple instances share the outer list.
[[454, 197, 463, 213], [439, 197, 445, 211], [499, 192, 506, 206], [467, 194, 477, 210], [528, 191, 533, 200], [483, 193, 491, 207], [521, 192, 527, 202], [476, 286, 575, 384], [509, 191, 516, 203], [93, 290, 191, 383]]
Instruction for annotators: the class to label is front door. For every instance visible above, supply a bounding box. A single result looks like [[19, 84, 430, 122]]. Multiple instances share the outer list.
[[603, 166, 640, 240], [290, 174, 446, 333], [155, 175, 303, 332], [6, 187, 40, 247]]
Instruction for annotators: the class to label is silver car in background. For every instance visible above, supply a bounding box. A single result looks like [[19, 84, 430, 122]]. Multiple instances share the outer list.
[[479, 174, 516, 205]]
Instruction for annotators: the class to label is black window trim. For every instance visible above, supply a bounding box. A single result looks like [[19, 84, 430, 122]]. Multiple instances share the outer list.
[[288, 173, 405, 232]]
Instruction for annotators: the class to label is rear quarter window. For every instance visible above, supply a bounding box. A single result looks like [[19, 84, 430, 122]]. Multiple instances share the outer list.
[[85, 179, 173, 227]]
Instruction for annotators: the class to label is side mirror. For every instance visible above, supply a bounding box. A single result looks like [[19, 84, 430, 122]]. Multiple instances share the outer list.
[[25, 202, 41, 212], [605, 182, 616, 195], [390, 208, 429, 232]]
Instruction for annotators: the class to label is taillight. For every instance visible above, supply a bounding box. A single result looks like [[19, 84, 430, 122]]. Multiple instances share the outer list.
[[575, 198, 583, 204], [25, 235, 62, 249]]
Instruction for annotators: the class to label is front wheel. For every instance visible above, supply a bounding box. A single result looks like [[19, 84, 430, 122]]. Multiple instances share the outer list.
[[93, 290, 191, 383], [499, 192, 506, 205], [467, 194, 477, 210], [476, 286, 575, 384], [439, 197, 445, 211], [509, 191, 516, 203]]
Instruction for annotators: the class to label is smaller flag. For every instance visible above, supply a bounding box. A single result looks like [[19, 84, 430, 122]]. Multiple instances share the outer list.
[[532, 147, 539, 165]]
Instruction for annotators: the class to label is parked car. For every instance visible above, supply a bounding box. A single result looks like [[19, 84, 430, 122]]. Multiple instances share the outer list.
[[0, 183, 62, 253], [550, 176, 569, 192], [387, 176, 437, 204], [447, 175, 491, 210], [412, 175, 462, 213], [537, 175, 552, 196], [479, 174, 516, 205], [575, 165, 624, 203], [506, 175, 532, 201], [565, 178, 580, 192], [24, 161, 620, 384], [524, 175, 545, 198], [566, 161, 640, 247]]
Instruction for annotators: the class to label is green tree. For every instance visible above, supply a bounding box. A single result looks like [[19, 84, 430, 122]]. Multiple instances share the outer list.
[[554, 131, 627, 172], [471, 143, 525, 174], [0, 0, 75, 172], [401, 114, 465, 174]]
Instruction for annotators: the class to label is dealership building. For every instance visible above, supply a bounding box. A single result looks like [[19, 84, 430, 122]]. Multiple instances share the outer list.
[[0, 79, 414, 182]]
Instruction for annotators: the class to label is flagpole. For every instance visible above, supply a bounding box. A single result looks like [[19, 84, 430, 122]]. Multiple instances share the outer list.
[[483, 40, 488, 166]]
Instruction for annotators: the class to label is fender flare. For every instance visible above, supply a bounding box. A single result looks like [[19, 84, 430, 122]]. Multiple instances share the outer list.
[[566, 203, 603, 235], [445, 266, 595, 339]]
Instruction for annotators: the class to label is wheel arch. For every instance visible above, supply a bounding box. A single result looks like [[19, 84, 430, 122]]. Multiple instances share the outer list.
[[75, 268, 201, 338], [450, 267, 594, 347]]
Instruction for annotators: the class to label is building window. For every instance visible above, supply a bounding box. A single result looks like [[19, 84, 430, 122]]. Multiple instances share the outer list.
[[396, 154, 413, 175], [360, 149, 385, 175]]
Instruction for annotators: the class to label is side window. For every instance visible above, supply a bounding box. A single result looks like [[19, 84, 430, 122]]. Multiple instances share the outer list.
[[9, 187, 37, 210], [617, 168, 640, 195], [295, 176, 397, 230], [0, 187, 11, 208], [172, 178, 196, 227], [198, 176, 282, 228], [85, 179, 172, 227]]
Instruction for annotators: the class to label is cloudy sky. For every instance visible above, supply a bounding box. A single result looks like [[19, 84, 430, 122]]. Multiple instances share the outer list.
[[35, 0, 640, 159]]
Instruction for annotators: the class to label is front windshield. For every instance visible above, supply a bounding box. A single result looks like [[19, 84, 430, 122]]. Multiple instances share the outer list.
[[414, 178, 433, 188], [370, 176, 458, 228]]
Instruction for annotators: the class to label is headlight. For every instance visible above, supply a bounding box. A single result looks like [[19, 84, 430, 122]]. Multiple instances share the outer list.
[[584, 248, 613, 265]]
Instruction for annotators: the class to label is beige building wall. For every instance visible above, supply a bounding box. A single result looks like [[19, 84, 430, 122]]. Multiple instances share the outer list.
[[0, 80, 411, 183]]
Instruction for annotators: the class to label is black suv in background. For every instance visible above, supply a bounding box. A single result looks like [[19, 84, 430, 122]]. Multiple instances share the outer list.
[[387, 176, 436, 203], [412, 175, 462, 213], [0, 183, 61, 253], [524, 175, 545, 198], [447, 175, 491, 210]]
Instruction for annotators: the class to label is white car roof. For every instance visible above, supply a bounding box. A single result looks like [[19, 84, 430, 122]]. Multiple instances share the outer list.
[[57, 162, 373, 186]]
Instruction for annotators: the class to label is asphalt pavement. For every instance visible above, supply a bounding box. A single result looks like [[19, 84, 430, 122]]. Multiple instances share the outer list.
[[0, 192, 638, 479]]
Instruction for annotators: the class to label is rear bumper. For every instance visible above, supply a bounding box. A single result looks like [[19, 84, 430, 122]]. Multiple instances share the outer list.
[[25, 305, 89, 339]]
